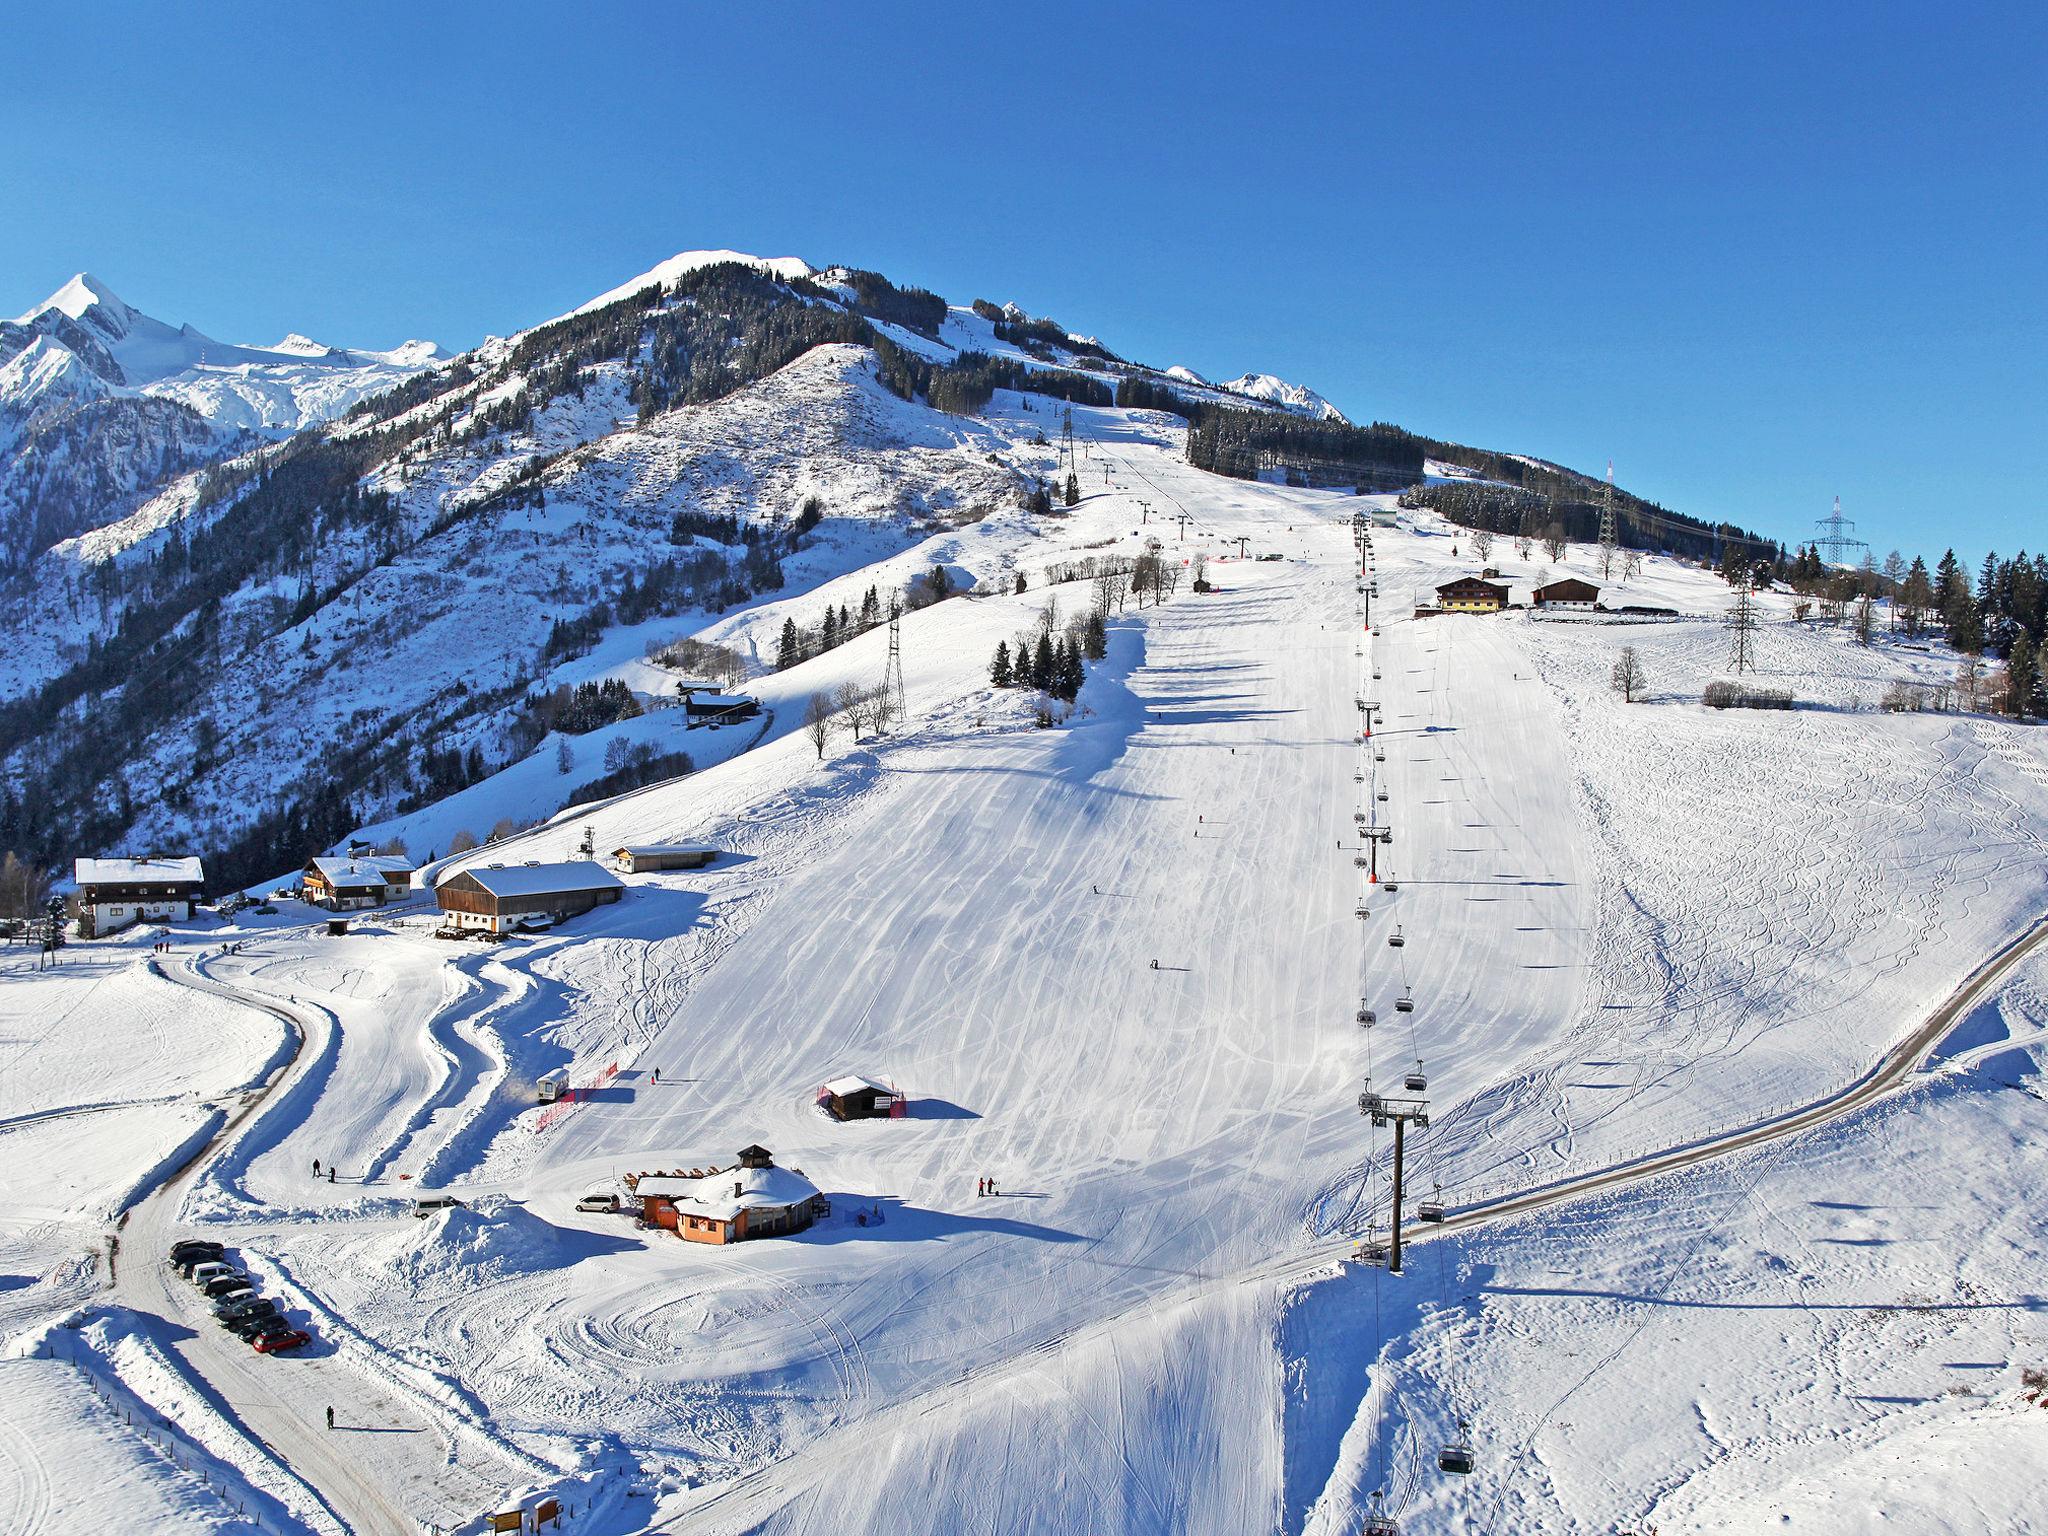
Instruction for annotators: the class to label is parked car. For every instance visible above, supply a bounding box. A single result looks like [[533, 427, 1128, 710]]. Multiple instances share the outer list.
[[412, 1195, 464, 1218], [575, 1192, 620, 1214], [187, 1261, 237, 1287], [229, 1308, 284, 1339], [201, 1273, 253, 1300], [252, 1328, 310, 1354], [215, 1294, 274, 1323], [170, 1240, 225, 1265]]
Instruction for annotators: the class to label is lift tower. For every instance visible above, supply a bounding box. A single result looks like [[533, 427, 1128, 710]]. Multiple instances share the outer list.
[[1359, 1081, 1430, 1273]]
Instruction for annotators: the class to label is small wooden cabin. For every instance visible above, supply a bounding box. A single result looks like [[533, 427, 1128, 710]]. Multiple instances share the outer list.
[[1532, 577, 1601, 609], [434, 861, 624, 936], [817, 1075, 903, 1121], [1434, 577, 1510, 614], [683, 693, 759, 723], [611, 845, 718, 874], [634, 1145, 826, 1244]]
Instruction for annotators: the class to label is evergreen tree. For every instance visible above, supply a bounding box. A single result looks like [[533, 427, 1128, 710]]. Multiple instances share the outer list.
[[991, 641, 1013, 687], [1052, 638, 1085, 701], [2009, 629, 2038, 717], [776, 617, 802, 670], [859, 586, 879, 629], [1064, 471, 1080, 507], [1014, 571, 1028, 594], [1082, 610, 1108, 660], [1032, 632, 1054, 690], [929, 565, 952, 600]]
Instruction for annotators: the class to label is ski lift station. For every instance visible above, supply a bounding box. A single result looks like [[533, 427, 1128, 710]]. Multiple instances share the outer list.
[[630, 1145, 827, 1244]]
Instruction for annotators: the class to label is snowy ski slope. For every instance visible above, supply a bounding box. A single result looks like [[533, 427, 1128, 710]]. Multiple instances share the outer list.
[[3, 400, 2045, 1533]]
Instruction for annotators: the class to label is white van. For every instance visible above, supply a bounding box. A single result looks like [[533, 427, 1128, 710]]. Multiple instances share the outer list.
[[189, 1261, 237, 1287], [412, 1195, 464, 1218], [575, 1192, 620, 1214]]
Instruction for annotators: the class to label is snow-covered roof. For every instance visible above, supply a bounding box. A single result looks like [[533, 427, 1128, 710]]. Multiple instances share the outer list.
[[309, 855, 412, 887], [823, 1075, 890, 1097], [448, 861, 623, 899], [683, 693, 754, 709], [74, 856, 203, 886], [613, 845, 715, 858], [636, 1161, 822, 1223]]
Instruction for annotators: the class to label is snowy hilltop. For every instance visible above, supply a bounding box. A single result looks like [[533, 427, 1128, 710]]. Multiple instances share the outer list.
[[1220, 370, 1350, 422]]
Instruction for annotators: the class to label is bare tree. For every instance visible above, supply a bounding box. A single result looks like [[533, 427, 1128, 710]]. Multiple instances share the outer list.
[[836, 681, 874, 741], [1852, 593, 1876, 647], [448, 828, 479, 854], [1516, 535, 1533, 560], [1092, 567, 1124, 617], [803, 692, 837, 760], [1622, 548, 1643, 582], [0, 852, 55, 920], [1610, 646, 1647, 703], [1542, 524, 1568, 562], [1470, 528, 1494, 561]]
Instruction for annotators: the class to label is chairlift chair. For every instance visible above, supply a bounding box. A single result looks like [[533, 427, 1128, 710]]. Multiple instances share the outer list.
[[1396, 989, 1414, 1013], [1405, 1061, 1428, 1092], [1418, 1199, 1446, 1223], [1374, 748, 1385, 761], [1356, 1239, 1391, 1268], [1384, 878, 1399, 892], [1388, 926, 1405, 948], [1438, 1423, 1474, 1474], [1357, 1008, 1376, 1026], [1377, 790, 1389, 803], [1354, 771, 1365, 783], [1355, 905, 1371, 920], [1355, 856, 1371, 869], [1354, 811, 1368, 823]]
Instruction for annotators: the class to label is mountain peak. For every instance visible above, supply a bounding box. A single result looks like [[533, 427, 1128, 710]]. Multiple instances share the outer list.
[[20, 271, 133, 327]]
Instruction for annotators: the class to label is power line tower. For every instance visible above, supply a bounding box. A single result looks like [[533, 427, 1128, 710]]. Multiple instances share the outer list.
[[1812, 495, 1869, 569], [882, 610, 907, 728], [1728, 578, 1759, 674], [1060, 406, 1076, 476], [1598, 460, 1618, 579]]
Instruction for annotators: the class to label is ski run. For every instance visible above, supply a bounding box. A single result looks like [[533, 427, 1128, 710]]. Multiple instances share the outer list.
[[5, 377, 2047, 1536]]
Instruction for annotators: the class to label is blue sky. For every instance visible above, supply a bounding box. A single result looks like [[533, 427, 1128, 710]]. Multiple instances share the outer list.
[[4, 1, 2039, 564]]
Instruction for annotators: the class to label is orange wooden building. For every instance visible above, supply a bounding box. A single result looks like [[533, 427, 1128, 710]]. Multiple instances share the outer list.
[[634, 1145, 826, 1244]]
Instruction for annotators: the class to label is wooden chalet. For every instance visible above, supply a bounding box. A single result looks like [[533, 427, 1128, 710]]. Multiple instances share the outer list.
[[611, 845, 718, 874], [1532, 577, 1601, 609], [73, 856, 205, 937], [633, 1145, 826, 1244], [682, 692, 759, 724], [304, 854, 414, 909], [434, 860, 623, 936], [817, 1074, 903, 1121], [1434, 576, 1510, 614]]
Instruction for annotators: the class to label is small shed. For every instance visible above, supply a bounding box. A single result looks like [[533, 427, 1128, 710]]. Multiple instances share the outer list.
[[73, 856, 205, 937], [817, 1075, 903, 1121], [634, 1145, 826, 1244], [434, 861, 624, 936], [1434, 577, 1510, 614], [611, 845, 718, 874], [1532, 577, 1601, 609]]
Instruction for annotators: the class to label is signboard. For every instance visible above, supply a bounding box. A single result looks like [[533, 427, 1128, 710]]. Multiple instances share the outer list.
[[489, 1513, 522, 1534], [534, 1497, 561, 1529]]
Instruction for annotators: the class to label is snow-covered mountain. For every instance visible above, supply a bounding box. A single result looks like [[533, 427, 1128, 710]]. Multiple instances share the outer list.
[[4, 273, 446, 431], [0, 274, 445, 567], [1219, 370, 1349, 422]]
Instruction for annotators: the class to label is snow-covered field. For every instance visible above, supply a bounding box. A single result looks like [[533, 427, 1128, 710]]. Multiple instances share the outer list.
[[3, 398, 2045, 1534]]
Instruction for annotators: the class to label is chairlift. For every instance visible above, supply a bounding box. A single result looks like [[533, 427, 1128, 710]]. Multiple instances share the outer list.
[[1418, 1199, 1446, 1223], [1374, 748, 1385, 761], [1356, 1239, 1390, 1268], [1405, 1061, 1428, 1092], [1362, 1491, 1399, 1534], [1377, 789, 1389, 803], [1384, 878, 1399, 892], [1438, 1422, 1474, 1474], [1388, 926, 1405, 948], [1354, 811, 1368, 823], [1355, 905, 1371, 920], [1357, 1008, 1376, 1026], [1354, 771, 1365, 784], [1355, 856, 1371, 869], [1396, 989, 1414, 1013]]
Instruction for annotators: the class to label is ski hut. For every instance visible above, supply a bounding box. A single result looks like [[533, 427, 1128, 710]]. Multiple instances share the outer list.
[[817, 1075, 903, 1121], [1434, 576, 1510, 614], [73, 856, 205, 937], [433, 861, 624, 936], [610, 845, 718, 874], [633, 1145, 826, 1244], [1532, 577, 1601, 610]]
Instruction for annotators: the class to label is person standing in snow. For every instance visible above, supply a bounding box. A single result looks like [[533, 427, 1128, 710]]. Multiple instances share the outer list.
[[988, 1176, 998, 1196], [326, 1405, 334, 1430], [976, 1177, 985, 1197], [313, 1158, 321, 1177]]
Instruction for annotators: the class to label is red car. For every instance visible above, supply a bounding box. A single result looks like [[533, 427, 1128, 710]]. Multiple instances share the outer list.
[[252, 1328, 310, 1354]]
